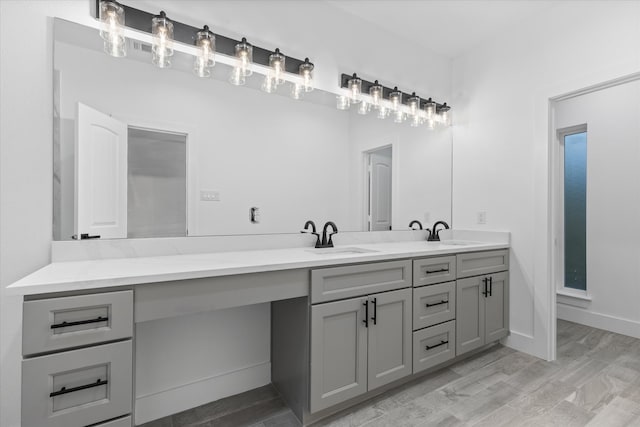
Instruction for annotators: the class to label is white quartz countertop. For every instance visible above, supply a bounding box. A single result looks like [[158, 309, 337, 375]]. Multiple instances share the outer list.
[[8, 240, 509, 296]]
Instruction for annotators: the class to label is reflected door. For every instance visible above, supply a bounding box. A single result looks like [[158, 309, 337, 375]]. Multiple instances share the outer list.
[[75, 103, 127, 239], [368, 147, 392, 231]]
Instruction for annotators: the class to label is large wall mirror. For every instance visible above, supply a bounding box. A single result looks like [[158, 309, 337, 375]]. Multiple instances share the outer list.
[[53, 18, 453, 241]]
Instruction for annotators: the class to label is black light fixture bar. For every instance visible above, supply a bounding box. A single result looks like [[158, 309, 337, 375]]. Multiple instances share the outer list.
[[340, 73, 449, 110], [94, 0, 307, 74]]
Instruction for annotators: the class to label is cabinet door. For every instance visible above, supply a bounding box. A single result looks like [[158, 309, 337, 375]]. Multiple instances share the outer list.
[[485, 272, 509, 343], [367, 288, 412, 390], [310, 297, 368, 413], [456, 277, 485, 355]]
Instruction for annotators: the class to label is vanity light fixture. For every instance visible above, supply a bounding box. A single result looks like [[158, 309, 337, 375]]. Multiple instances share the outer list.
[[347, 73, 362, 104], [438, 103, 452, 126], [389, 87, 402, 112], [234, 37, 253, 77], [336, 95, 350, 110], [407, 92, 420, 117], [269, 48, 286, 85], [424, 98, 436, 120], [369, 81, 383, 108], [98, 0, 126, 57], [193, 25, 215, 78], [151, 11, 174, 68], [299, 58, 314, 92]]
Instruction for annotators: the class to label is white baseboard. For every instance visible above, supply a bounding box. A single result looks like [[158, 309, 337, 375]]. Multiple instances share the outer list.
[[558, 304, 640, 339], [134, 362, 271, 425]]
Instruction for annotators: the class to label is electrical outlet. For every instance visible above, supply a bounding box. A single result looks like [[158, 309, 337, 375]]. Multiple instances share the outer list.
[[200, 190, 220, 201], [477, 211, 487, 225]]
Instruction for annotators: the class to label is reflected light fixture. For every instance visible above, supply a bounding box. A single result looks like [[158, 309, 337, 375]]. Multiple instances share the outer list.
[[290, 83, 303, 100], [151, 11, 174, 68], [229, 65, 245, 86], [336, 95, 350, 110], [357, 101, 370, 115], [377, 104, 390, 119], [347, 73, 362, 104], [99, 0, 126, 57], [193, 25, 215, 78], [299, 58, 314, 92], [269, 48, 286, 85], [261, 75, 277, 93], [369, 80, 383, 108], [393, 109, 405, 124]]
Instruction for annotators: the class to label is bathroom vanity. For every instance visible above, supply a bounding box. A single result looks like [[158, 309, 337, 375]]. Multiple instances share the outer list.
[[10, 234, 509, 426]]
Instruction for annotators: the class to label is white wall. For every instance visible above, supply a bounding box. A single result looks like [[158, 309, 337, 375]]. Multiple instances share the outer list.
[[451, 1, 640, 359], [555, 80, 640, 338], [0, 2, 452, 426]]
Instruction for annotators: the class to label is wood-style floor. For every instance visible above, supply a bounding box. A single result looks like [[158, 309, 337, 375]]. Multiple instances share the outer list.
[[141, 320, 640, 427]]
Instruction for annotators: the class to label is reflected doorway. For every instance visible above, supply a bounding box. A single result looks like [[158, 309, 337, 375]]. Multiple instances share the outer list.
[[366, 146, 392, 231]]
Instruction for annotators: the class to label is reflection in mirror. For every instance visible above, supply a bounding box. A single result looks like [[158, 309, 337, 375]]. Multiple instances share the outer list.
[[52, 18, 452, 240]]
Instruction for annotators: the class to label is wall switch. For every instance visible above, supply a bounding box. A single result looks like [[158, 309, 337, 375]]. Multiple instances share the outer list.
[[424, 212, 431, 223], [477, 211, 487, 225], [200, 190, 220, 202]]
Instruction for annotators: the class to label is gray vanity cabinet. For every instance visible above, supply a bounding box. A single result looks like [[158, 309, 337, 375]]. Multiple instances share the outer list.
[[309, 287, 412, 413], [456, 270, 509, 356]]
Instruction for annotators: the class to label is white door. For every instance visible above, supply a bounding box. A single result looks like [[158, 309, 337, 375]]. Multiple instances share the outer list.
[[75, 103, 127, 239], [369, 147, 392, 231]]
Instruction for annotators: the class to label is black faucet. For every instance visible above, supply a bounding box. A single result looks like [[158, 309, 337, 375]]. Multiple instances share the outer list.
[[301, 220, 321, 248], [319, 221, 338, 248], [409, 220, 423, 230], [427, 220, 450, 241]]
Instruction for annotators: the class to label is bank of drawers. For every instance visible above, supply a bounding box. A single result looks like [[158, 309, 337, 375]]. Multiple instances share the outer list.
[[22, 290, 133, 427]]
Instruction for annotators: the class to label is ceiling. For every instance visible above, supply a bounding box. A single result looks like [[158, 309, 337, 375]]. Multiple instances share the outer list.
[[327, 0, 558, 59]]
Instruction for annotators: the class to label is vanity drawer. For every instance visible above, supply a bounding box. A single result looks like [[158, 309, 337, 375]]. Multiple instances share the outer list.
[[413, 256, 456, 286], [22, 340, 133, 427], [456, 250, 509, 279], [413, 320, 456, 374], [95, 416, 132, 427], [413, 282, 455, 330], [311, 260, 412, 304], [23, 290, 133, 356]]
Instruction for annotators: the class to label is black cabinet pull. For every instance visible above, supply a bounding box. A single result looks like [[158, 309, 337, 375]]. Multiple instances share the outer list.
[[482, 278, 488, 297], [51, 316, 109, 329], [426, 300, 449, 308], [426, 268, 449, 274], [50, 379, 108, 397], [371, 298, 377, 325], [426, 340, 449, 351], [363, 300, 369, 328], [489, 276, 493, 296], [71, 233, 101, 240]]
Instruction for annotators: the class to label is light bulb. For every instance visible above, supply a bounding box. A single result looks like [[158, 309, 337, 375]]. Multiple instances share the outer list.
[[152, 11, 174, 68], [229, 66, 245, 86], [261, 75, 277, 93], [193, 25, 215, 78], [269, 48, 286, 85], [389, 87, 402, 112], [99, 1, 126, 57], [234, 37, 253, 77], [299, 58, 314, 92], [347, 73, 362, 104], [369, 81, 383, 108], [336, 95, 350, 110], [290, 83, 303, 100], [357, 101, 370, 115]]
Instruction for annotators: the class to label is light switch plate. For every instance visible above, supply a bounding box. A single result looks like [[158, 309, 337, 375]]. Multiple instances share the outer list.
[[477, 211, 487, 224], [200, 190, 220, 201]]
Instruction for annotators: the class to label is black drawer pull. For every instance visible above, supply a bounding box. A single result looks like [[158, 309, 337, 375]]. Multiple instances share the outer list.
[[425, 268, 449, 274], [50, 379, 108, 397], [426, 300, 449, 308], [425, 340, 449, 351], [51, 316, 109, 329]]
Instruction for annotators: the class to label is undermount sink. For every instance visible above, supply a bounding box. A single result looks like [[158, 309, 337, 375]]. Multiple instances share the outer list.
[[306, 247, 378, 255]]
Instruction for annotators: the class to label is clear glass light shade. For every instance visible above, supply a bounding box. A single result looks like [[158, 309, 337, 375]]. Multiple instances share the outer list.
[[410, 114, 422, 127], [290, 83, 303, 100], [269, 49, 286, 85], [99, 1, 126, 57], [348, 74, 362, 104], [424, 99, 436, 120], [369, 81, 383, 108], [229, 66, 246, 86], [357, 101, 370, 115], [152, 11, 174, 68], [389, 89, 402, 112], [427, 119, 436, 130], [393, 110, 405, 123], [261, 75, 277, 93], [336, 95, 350, 110], [407, 94, 420, 117], [439, 104, 452, 126], [193, 25, 215, 78], [376, 104, 390, 119], [299, 58, 314, 92], [234, 38, 253, 77]]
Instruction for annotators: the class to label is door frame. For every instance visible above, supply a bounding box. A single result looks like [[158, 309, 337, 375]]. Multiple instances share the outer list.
[[362, 144, 395, 231]]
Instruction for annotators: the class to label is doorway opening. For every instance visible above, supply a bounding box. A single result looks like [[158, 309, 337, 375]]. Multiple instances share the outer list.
[[365, 146, 392, 231]]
